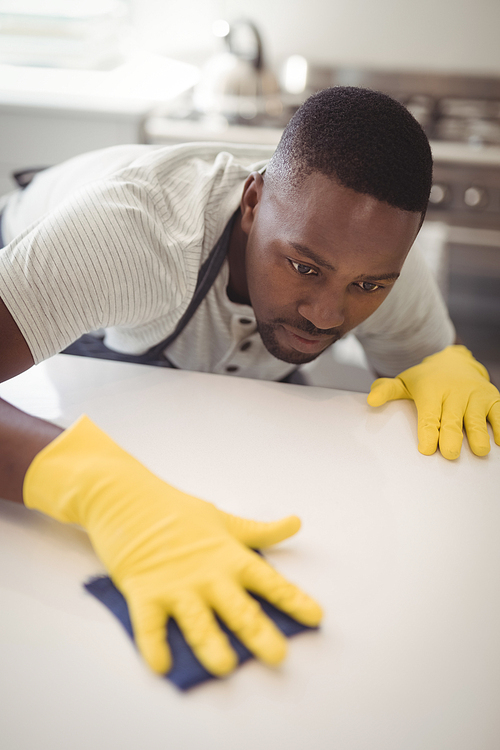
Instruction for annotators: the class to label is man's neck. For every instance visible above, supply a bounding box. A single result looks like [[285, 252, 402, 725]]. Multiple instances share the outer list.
[[226, 210, 251, 305]]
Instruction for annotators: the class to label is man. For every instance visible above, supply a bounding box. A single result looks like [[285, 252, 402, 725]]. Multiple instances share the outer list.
[[0, 87, 499, 679]]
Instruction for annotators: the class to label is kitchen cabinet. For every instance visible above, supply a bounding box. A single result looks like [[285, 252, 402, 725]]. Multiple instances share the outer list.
[[0, 57, 199, 194]]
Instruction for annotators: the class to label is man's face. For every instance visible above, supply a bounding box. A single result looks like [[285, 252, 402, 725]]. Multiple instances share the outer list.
[[238, 171, 422, 365]]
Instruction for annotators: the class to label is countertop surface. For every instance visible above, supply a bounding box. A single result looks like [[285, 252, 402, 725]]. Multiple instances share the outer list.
[[1, 355, 499, 750]]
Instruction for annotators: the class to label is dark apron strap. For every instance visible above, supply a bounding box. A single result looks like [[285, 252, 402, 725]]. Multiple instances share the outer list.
[[62, 209, 239, 367], [145, 209, 238, 360]]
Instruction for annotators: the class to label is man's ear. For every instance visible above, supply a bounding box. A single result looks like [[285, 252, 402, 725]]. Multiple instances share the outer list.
[[240, 172, 264, 236]]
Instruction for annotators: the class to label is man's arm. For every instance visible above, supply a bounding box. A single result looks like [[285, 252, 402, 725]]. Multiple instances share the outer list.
[[0, 398, 62, 504], [0, 297, 35, 381], [0, 297, 62, 503]]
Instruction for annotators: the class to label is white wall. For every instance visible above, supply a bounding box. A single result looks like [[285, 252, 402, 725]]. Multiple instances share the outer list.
[[130, 0, 500, 75]]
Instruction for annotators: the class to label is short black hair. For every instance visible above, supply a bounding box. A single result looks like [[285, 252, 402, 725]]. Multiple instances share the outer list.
[[266, 86, 433, 215]]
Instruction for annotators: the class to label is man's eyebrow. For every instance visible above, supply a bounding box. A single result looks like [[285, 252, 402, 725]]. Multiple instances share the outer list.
[[288, 242, 337, 272], [360, 271, 401, 282], [288, 242, 400, 281]]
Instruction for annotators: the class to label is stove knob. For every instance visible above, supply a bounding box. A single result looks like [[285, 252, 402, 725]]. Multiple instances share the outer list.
[[464, 186, 488, 208], [429, 183, 450, 205]]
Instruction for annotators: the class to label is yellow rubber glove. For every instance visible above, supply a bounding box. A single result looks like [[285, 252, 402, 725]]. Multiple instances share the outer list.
[[367, 345, 500, 460], [23, 415, 322, 676]]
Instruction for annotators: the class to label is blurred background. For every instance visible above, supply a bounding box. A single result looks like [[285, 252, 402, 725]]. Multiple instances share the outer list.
[[0, 0, 499, 387]]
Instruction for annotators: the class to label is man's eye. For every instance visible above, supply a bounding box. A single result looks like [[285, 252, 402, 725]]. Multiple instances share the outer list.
[[290, 260, 317, 276], [357, 281, 381, 292]]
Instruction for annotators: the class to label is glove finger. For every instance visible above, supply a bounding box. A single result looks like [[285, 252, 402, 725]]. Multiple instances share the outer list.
[[172, 593, 238, 677], [209, 580, 287, 666], [463, 394, 492, 457], [126, 592, 171, 675], [217, 511, 301, 548], [438, 395, 466, 460], [240, 554, 323, 627], [367, 377, 410, 407], [487, 400, 500, 446], [415, 394, 443, 456]]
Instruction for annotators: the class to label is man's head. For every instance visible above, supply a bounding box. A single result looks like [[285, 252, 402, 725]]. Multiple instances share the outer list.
[[265, 85, 433, 220], [233, 86, 433, 366]]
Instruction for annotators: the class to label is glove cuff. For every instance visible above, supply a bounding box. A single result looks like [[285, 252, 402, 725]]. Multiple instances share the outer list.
[[23, 415, 114, 524]]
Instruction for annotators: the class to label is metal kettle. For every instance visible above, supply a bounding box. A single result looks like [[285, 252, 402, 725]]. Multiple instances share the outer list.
[[193, 19, 282, 121]]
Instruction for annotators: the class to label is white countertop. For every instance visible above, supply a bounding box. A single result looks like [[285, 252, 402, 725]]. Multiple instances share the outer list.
[[1, 354, 499, 750]]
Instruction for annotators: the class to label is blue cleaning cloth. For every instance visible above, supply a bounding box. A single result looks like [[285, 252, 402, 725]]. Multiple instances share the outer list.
[[84, 575, 315, 690]]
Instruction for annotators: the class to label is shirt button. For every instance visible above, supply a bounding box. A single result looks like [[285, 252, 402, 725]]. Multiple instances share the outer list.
[[226, 365, 239, 373], [240, 341, 252, 352], [239, 318, 253, 325]]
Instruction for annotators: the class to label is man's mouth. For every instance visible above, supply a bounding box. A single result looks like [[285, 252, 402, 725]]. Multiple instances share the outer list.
[[280, 324, 335, 354]]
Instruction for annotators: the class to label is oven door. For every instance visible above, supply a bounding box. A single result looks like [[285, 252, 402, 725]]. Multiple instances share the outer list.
[[444, 226, 500, 387], [425, 155, 500, 388]]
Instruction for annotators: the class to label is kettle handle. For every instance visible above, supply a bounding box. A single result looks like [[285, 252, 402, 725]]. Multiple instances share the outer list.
[[225, 19, 264, 70]]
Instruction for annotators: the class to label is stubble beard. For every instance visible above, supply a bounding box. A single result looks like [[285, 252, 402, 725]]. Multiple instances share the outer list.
[[257, 319, 343, 365]]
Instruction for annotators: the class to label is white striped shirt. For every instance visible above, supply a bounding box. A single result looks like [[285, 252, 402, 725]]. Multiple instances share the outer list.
[[0, 142, 455, 379]]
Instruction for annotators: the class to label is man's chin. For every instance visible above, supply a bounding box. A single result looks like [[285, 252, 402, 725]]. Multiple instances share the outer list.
[[273, 348, 325, 365]]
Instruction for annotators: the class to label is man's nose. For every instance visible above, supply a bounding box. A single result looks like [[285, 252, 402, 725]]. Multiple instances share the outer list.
[[297, 288, 345, 331]]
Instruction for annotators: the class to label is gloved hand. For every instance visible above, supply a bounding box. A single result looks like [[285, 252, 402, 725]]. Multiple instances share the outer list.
[[23, 415, 322, 676], [367, 345, 500, 460]]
